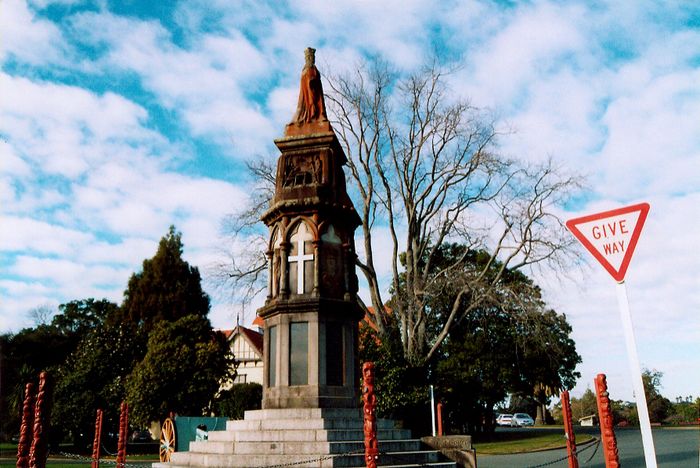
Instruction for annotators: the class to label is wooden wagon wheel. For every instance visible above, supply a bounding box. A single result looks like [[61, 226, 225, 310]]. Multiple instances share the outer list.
[[159, 418, 176, 462]]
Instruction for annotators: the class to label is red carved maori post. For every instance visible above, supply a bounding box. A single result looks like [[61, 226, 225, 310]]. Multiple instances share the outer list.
[[28, 372, 52, 468], [362, 362, 379, 468], [116, 402, 128, 468], [16, 383, 35, 468], [91, 409, 104, 468], [594, 374, 620, 468], [560, 390, 579, 468]]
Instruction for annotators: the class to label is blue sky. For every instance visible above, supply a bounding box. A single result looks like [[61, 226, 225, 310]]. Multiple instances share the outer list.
[[1, 0, 699, 402]]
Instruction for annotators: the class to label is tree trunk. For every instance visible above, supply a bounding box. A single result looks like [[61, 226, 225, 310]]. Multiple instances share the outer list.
[[535, 403, 546, 425]]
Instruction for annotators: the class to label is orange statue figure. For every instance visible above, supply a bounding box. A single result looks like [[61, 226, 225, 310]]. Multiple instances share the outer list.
[[285, 48, 332, 137]]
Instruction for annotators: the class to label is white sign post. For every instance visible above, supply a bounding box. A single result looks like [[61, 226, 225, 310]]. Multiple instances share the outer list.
[[566, 202, 657, 468]]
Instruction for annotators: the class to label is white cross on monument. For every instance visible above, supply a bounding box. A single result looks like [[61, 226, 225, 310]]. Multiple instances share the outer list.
[[288, 226, 314, 294]]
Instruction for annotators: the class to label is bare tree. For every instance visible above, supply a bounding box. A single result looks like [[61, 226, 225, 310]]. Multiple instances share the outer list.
[[325, 60, 583, 365], [28, 304, 55, 326], [210, 159, 274, 317], [216, 58, 583, 365]]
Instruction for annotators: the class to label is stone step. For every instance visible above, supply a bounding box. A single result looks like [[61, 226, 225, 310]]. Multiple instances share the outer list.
[[206, 427, 410, 443], [345, 464, 457, 468], [225, 415, 398, 431], [158, 446, 453, 468], [243, 408, 361, 420], [187, 438, 423, 455], [153, 407, 455, 467], [155, 463, 455, 468], [334, 450, 447, 467]]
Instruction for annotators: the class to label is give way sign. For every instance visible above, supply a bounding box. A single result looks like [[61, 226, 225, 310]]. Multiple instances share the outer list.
[[565, 202, 650, 282]]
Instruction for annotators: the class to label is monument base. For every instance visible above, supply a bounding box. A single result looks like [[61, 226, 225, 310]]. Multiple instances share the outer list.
[[153, 408, 456, 468], [263, 384, 357, 409]]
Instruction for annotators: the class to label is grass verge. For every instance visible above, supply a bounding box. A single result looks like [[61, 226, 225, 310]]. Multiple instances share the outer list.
[[473, 429, 594, 455]]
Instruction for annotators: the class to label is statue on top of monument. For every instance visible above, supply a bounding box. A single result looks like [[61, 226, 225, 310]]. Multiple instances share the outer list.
[[285, 48, 332, 136]]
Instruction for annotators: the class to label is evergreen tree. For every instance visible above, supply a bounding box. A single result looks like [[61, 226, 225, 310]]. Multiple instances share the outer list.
[[120, 226, 210, 333], [370, 243, 581, 433], [125, 315, 232, 426], [53, 322, 144, 447], [642, 369, 673, 423]]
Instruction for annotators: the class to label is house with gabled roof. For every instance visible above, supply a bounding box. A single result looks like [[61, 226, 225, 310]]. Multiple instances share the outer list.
[[218, 316, 264, 388]]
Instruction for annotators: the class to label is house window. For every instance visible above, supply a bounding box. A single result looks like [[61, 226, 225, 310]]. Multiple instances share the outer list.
[[289, 322, 308, 385], [234, 374, 247, 384]]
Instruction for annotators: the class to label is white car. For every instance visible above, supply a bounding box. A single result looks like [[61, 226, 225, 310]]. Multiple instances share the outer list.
[[496, 413, 513, 426], [511, 413, 535, 427]]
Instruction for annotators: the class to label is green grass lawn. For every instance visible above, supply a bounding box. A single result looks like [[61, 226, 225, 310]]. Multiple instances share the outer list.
[[1, 441, 157, 467], [473, 428, 595, 455], [0, 443, 16, 458]]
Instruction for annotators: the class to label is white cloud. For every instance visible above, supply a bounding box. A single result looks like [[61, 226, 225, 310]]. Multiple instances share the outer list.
[[0, 140, 31, 176], [464, 2, 588, 109], [1, 66, 249, 330], [0, 216, 93, 256], [68, 11, 277, 154], [0, 0, 70, 65], [598, 66, 700, 199], [0, 73, 160, 180]]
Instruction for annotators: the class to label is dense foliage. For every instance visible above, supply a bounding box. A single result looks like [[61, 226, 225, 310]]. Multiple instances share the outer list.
[[0, 227, 235, 447], [125, 315, 232, 427], [359, 244, 581, 434], [551, 370, 696, 427], [53, 323, 144, 447], [0, 299, 120, 440], [359, 323, 431, 434], [213, 383, 263, 420]]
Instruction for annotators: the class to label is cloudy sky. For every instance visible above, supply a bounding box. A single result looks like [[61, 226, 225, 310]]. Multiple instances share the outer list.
[[1, 0, 698, 402]]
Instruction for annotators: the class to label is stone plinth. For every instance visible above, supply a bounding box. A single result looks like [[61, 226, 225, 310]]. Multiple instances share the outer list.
[[153, 408, 456, 468]]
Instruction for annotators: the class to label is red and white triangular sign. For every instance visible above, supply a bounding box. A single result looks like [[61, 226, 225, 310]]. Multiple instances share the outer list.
[[566, 202, 650, 282]]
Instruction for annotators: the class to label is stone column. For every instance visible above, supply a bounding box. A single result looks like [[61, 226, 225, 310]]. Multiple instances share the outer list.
[[280, 241, 290, 298]]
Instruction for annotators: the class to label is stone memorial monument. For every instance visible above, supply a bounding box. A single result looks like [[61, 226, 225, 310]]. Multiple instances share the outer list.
[[153, 49, 457, 468], [258, 46, 363, 410]]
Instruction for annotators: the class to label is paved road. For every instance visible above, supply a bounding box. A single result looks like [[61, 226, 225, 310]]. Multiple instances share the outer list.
[[477, 427, 699, 468]]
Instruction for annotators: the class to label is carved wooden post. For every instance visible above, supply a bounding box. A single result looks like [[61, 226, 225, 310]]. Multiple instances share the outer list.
[[28, 372, 51, 468], [436, 402, 444, 436], [116, 402, 128, 468], [594, 374, 620, 468], [561, 390, 579, 468], [16, 383, 35, 468], [91, 409, 103, 468], [362, 362, 379, 468]]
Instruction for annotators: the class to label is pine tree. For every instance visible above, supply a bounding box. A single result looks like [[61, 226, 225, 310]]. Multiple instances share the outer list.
[[120, 226, 210, 333]]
